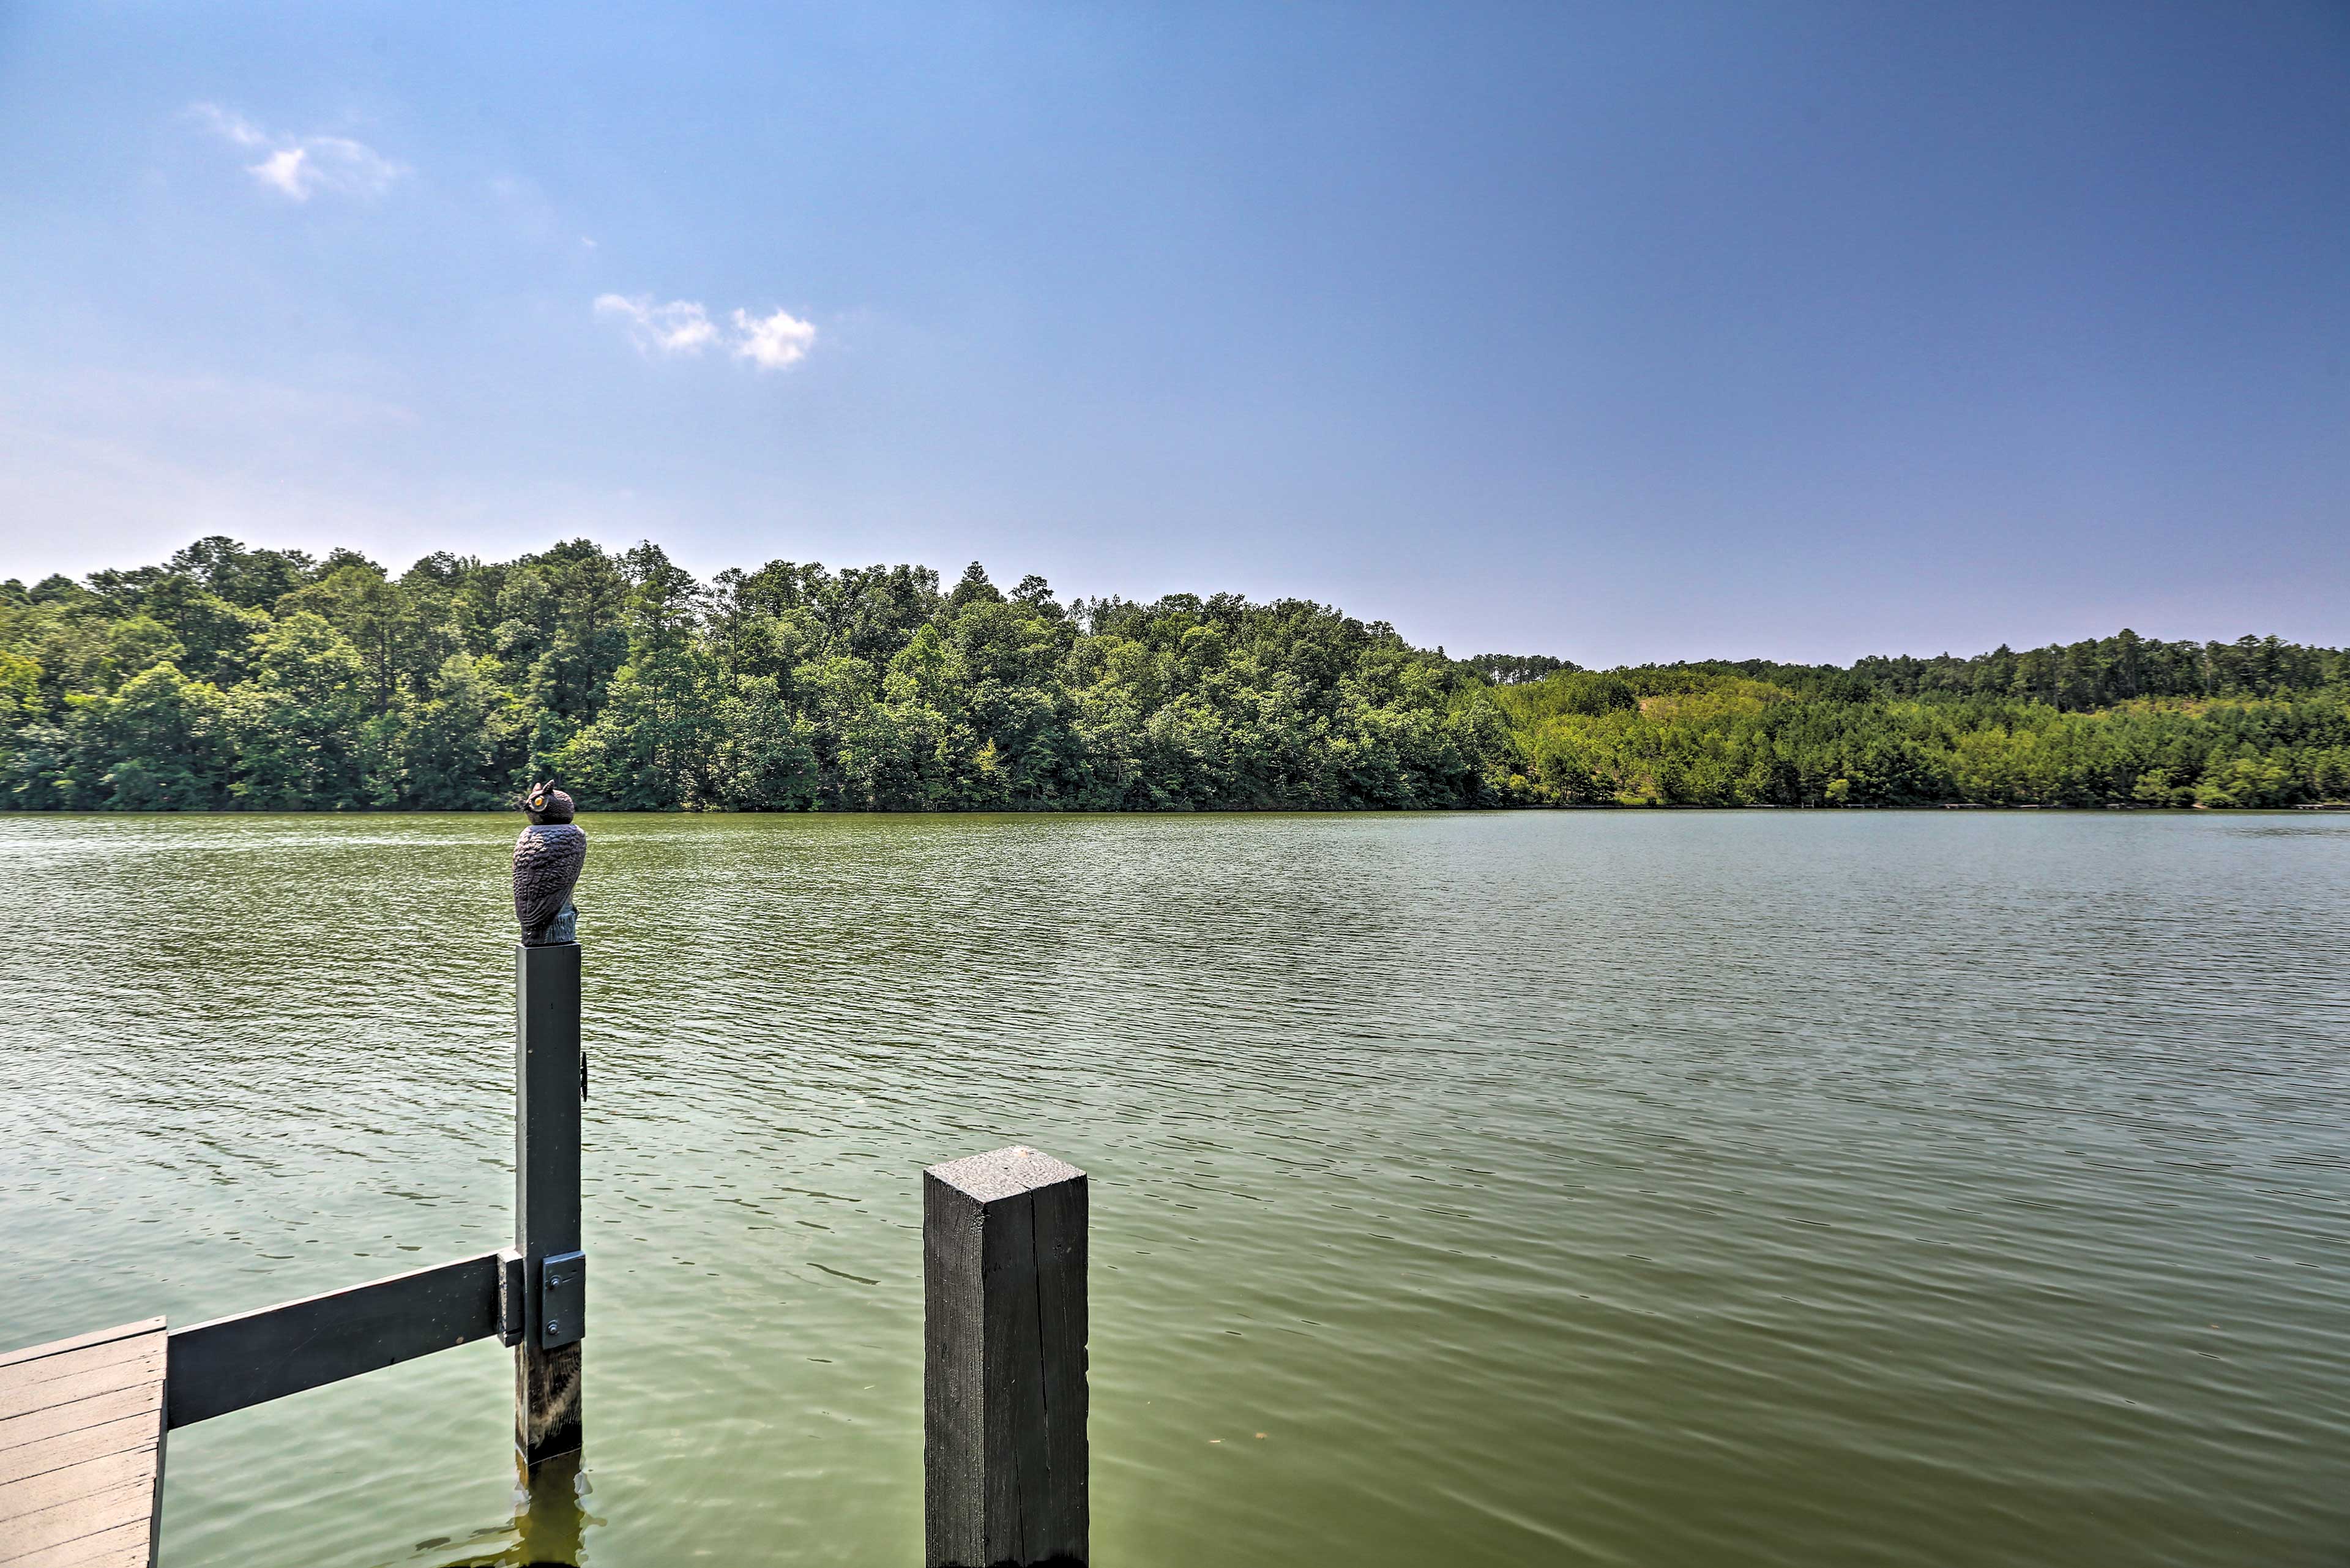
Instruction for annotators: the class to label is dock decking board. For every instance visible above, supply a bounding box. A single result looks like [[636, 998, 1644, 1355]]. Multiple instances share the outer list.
[[0, 1389, 161, 1460], [0, 1321, 166, 1568], [0, 1341, 162, 1403]]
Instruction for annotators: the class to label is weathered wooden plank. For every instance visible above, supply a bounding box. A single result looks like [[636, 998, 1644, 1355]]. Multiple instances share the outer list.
[[0, 1362, 162, 1433], [515, 1341, 583, 1468], [165, 1252, 502, 1428], [923, 1146, 1088, 1568], [0, 1447, 158, 1525], [515, 939, 584, 1466], [0, 1321, 163, 1568], [1030, 1169, 1089, 1556], [0, 1480, 155, 1559], [0, 1342, 160, 1405], [0, 1361, 162, 1429], [0, 1323, 162, 1374], [0, 1417, 159, 1490], [0, 1387, 159, 1458], [8, 1518, 152, 1568], [985, 1182, 1050, 1550], [925, 1163, 986, 1566]]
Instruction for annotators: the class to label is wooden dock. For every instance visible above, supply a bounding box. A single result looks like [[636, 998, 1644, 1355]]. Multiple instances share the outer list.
[[0, 1318, 168, 1568]]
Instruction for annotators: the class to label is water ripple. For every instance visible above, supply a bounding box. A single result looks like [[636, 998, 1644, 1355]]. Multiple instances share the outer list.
[[0, 812, 2343, 1566]]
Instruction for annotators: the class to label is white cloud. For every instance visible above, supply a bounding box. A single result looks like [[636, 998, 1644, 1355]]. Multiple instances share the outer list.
[[594, 294, 720, 355], [731, 307, 817, 370], [595, 296, 818, 370], [249, 146, 313, 198], [192, 103, 270, 149], [191, 103, 407, 201]]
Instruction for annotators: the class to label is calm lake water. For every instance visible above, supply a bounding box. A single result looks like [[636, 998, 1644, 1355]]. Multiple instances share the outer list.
[[2, 812, 2345, 1567]]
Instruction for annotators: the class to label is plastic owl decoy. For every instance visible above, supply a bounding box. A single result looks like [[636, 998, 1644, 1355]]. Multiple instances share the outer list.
[[513, 783, 588, 946]]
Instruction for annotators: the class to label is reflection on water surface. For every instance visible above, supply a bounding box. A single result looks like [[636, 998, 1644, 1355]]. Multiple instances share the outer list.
[[425, 1453, 591, 1568], [0, 811, 2344, 1567]]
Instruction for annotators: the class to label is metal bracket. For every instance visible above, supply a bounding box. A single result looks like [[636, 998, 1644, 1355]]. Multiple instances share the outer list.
[[540, 1250, 586, 1349], [497, 1250, 526, 1347]]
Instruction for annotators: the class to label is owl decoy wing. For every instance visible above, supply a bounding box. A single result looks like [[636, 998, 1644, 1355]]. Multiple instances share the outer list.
[[513, 826, 588, 933]]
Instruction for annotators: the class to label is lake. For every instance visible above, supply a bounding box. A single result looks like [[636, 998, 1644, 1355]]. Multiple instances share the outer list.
[[1, 811, 2344, 1567]]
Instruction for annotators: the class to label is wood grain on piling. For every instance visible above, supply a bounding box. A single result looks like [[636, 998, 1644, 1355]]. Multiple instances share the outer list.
[[923, 1147, 1088, 1568], [0, 1320, 167, 1568]]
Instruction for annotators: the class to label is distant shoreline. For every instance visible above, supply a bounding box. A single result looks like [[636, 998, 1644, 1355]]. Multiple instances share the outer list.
[[7, 537, 2346, 815]]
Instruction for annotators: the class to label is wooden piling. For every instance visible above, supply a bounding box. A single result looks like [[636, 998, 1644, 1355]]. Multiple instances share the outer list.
[[515, 939, 583, 1465], [923, 1146, 1087, 1568]]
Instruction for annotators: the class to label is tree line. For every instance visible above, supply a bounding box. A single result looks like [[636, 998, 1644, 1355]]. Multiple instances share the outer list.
[[2, 536, 2344, 812]]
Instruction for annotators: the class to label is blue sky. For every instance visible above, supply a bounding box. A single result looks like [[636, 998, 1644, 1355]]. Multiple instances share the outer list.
[[0, 3, 2342, 665]]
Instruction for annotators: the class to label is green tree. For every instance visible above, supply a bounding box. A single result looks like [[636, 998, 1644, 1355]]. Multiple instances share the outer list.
[[78, 662, 229, 809], [223, 613, 368, 808], [401, 654, 515, 809]]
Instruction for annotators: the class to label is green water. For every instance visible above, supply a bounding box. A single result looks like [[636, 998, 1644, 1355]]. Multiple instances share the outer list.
[[1, 812, 2344, 1566]]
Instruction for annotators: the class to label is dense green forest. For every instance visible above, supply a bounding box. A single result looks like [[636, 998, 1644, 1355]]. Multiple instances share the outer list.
[[2, 536, 2345, 811]]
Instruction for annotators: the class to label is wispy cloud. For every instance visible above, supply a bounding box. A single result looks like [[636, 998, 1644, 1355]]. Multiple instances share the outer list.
[[192, 104, 408, 201], [595, 295, 818, 370], [594, 294, 720, 355], [731, 307, 817, 370]]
